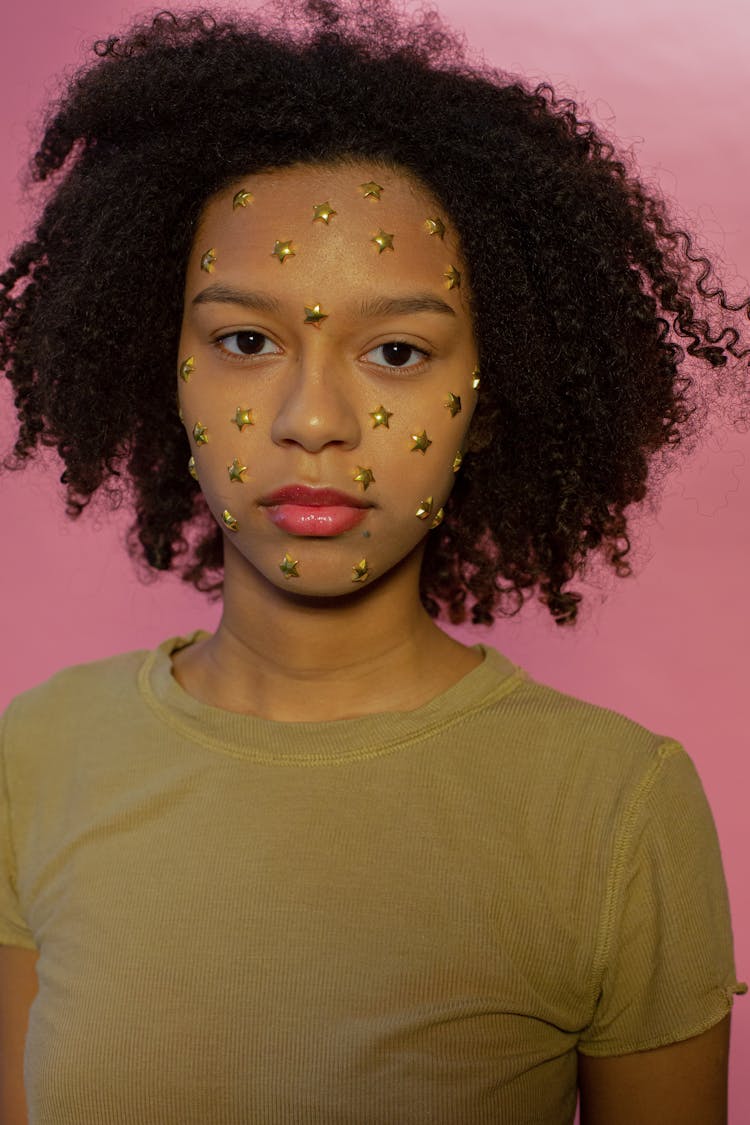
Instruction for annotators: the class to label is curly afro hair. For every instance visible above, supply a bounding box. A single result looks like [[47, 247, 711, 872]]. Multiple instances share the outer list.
[[1, 0, 748, 626]]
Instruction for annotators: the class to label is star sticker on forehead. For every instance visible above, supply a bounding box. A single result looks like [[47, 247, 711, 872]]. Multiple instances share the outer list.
[[231, 407, 255, 430], [272, 240, 296, 264], [312, 201, 337, 224], [424, 217, 446, 239], [279, 553, 300, 579], [359, 181, 384, 199], [232, 189, 254, 209], [372, 229, 394, 254], [443, 265, 461, 290], [411, 430, 432, 454], [303, 304, 328, 327], [369, 404, 393, 428], [200, 248, 217, 273], [353, 466, 375, 491], [228, 458, 248, 483]]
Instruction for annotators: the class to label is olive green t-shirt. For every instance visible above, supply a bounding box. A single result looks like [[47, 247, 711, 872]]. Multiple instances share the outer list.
[[0, 631, 744, 1124]]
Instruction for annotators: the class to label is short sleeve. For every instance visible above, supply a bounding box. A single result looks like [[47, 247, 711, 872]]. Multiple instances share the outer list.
[[578, 742, 746, 1056], [0, 707, 38, 950]]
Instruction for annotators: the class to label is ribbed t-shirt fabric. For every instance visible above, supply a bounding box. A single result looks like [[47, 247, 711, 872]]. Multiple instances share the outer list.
[[0, 630, 745, 1125]]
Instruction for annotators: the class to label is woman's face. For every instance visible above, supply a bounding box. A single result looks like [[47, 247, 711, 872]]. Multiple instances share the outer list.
[[177, 161, 478, 597]]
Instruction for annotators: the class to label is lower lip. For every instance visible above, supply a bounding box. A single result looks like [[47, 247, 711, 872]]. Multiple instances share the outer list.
[[263, 504, 369, 535]]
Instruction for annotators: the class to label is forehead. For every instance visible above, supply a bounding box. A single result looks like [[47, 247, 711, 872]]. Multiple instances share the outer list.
[[187, 162, 466, 301]]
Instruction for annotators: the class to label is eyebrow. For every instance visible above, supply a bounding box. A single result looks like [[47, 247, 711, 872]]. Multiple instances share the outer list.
[[191, 284, 456, 319]]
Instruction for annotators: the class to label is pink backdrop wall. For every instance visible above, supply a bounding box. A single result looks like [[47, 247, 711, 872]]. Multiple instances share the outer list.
[[1, 0, 748, 1116]]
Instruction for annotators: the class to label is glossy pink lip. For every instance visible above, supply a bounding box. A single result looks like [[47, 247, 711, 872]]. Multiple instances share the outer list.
[[259, 485, 372, 508], [259, 484, 373, 537]]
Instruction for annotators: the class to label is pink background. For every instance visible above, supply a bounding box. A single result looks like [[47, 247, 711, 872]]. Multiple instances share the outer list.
[[1, 0, 748, 1116]]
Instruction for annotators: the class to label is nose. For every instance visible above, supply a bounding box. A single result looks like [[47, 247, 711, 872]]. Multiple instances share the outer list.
[[270, 350, 362, 454]]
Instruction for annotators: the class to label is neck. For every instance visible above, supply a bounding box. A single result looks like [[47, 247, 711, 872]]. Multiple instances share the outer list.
[[178, 544, 481, 721]]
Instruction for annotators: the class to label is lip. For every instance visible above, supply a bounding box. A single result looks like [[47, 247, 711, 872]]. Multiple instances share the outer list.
[[259, 483, 373, 537], [259, 485, 373, 509]]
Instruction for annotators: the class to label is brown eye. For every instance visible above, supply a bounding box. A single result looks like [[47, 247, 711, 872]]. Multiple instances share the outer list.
[[365, 341, 429, 369], [216, 331, 279, 358]]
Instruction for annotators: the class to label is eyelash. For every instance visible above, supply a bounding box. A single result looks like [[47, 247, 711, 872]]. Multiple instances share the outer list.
[[212, 332, 432, 372]]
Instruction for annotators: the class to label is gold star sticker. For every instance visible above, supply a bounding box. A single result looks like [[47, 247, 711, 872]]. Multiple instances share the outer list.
[[179, 355, 195, 382], [352, 559, 369, 583], [230, 407, 255, 430], [232, 189, 254, 209], [200, 248, 217, 273], [222, 510, 239, 532], [192, 421, 208, 445], [304, 304, 328, 327], [312, 201, 337, 223], [444, 265, 461, 289], [424, 217, 446, 238], [279, 553, 300, 579], [272, 239, 296, 264], [411, 430, 432, 454], [430, 507, 445, 529], [416, 497, 433, 520], [369, 404, 393, 428], [452, 450, 463, 473], [178, 406, 184, 423], [359, 181, 383, 199], [188, 456, 198, 481], [372, 229, 394, 254], [228, 458, 248, 483], [445, 392, 462, 417], [353, 466, 375, 491], [472, 367, 481, 389]]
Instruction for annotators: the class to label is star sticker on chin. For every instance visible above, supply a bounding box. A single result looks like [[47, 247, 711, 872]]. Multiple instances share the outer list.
[[352, 559, 370, 583], [279, 553, 300, 579]]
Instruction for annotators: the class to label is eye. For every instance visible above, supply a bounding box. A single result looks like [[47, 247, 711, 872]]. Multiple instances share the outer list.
[[214, 331, 280, 358], [364, 341, 430, 369]]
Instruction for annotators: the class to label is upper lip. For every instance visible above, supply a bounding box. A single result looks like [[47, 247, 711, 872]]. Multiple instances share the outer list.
[[259, 485, 373, 508]]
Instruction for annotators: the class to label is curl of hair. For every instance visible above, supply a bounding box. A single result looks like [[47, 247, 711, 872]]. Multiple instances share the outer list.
[[1, 0, 748, 625]]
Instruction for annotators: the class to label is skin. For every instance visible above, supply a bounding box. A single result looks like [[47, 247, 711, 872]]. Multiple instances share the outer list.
[[173, 160, 482, 721]]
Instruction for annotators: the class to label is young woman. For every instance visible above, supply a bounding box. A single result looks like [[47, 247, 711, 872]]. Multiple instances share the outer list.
[[0, 3, 746, 1122]]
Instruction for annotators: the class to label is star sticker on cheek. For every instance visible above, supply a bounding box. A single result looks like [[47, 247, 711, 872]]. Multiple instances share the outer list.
[[232, 189, 254, 209], [472, 367, 481, 389], [304, 304, 328, 327], [411, 430, 432, 454], [280, 553, 300, 579], [272, 240, 296, 264], [228, 459, 248, 482], [200, 248, 217, 273], [372, 229, 394, 253], [415, 497, 433, 520], [359, 181, 384, 199], [312, 201, 337, 223], [444, 265, 461, 289], [179, 356, 195, 382], [353, 467, 375, 491], [352, 559, 369, 582], [452, 450, 463, 473], [231, 407, 255, 430], [192, 422, 209, 445], [445, 392, 462, 417], [430, 507, 445, 529], [369, 405, 393, 428], [222, 510, 239, 532], [188, 456, 198, 481], [424, 217, 446, 238]]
